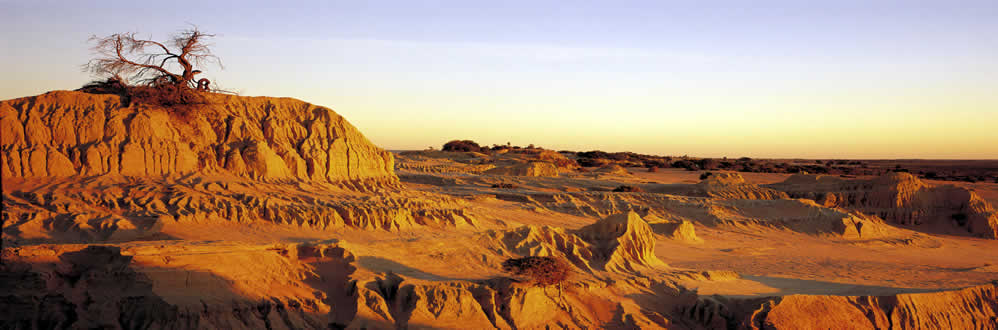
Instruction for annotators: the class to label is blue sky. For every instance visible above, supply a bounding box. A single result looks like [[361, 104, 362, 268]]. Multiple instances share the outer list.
[[3, 0, 996, 158]]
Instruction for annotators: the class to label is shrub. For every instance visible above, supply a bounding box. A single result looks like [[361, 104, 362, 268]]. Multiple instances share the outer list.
[[79, 78, 212, 123], [491, 183, 518, 189], [576, 158, 597, 167], [442, 140, 485, 152], [699, 172, 713, 180], [643, 159, 669, 168], [697, 158, 719, 170], [611, 185, 643, 192], [501, 256, 570, 287], [952, 213, 968, 226], [78, 77, 128, 96], [576, 150, 611, 159], [671, 160, 697, 170]]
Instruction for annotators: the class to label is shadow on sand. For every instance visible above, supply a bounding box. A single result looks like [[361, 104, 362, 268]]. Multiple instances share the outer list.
[[740, 275, 946, 296], [357, 255, 468, 282]]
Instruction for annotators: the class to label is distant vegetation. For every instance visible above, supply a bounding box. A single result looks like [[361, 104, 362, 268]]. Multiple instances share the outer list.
[[439, 140, 998, 184], [441, 140, 579, 169], [442, 140, 486, 152], [574, 151, 859, 175]]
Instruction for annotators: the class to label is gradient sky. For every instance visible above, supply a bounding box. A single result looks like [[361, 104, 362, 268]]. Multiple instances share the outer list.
[[2, 0, 996, 159]]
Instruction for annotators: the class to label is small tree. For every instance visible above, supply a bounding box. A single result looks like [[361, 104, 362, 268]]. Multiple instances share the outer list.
[[85, 26, 221, 90], [502, 256, 571, 300]]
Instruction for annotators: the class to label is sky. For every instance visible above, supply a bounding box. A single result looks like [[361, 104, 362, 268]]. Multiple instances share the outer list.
[[2, 0, 996, 159]]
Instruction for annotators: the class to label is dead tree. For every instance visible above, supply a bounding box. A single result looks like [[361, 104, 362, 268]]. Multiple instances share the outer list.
[[85, 27, 221, 89]]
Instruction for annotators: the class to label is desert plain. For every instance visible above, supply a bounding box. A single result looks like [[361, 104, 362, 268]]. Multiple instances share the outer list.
[[2, 91, 997, 329]]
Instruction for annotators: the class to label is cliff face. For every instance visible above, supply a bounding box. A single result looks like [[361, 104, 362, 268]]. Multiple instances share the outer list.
[[0, 91, 396, 183], [769, 173, 998, 239], [1, 91, 478, 242]]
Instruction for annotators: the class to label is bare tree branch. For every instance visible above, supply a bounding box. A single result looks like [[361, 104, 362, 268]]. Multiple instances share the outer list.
[[84, 26, 220, 89]]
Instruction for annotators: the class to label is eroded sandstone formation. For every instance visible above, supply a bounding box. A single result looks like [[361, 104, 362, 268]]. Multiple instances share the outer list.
[[4, 242, 997, 329], [769, 173, 998, 238], [494, 191, 890, 239], [4, 90, 997, 329], [578, 211, 667, 272], [483, 225, 599, 272], [688, 172, 789, 200], [483, 212, 668, 274], [0, 91, 482, 242], [2, 178, 479, 243], [0, 91, 396, 182]]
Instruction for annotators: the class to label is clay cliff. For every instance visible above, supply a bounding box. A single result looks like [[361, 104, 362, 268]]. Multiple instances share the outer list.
[[0, 91, 476, 243], [0, 91, 396, 183], [769, 173, 998, 238]]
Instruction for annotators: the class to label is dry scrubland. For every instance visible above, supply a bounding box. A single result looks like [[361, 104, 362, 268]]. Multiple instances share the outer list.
[[2, 90, 998, 329]]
